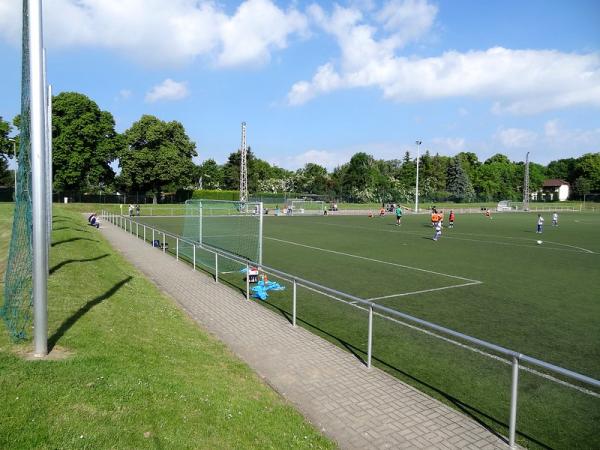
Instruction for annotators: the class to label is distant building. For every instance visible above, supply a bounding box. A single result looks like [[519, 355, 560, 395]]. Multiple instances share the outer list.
[[531, 179, 570, 201]]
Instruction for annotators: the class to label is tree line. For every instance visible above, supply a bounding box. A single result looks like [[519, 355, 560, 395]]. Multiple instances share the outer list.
[[1, 91, 598, 203]]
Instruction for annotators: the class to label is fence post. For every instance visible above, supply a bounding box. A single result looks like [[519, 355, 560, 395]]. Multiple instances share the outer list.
[[193, 245, 196, 271], [176, 238, 179, 260], [292, 279, 297, 327], [509, 355, 520, 448], [214, 253, 218, 283], [367, 304, 373, 368], [136, 222, 139, 238], [143, 225, 146, 243], [162, 232, 166, 253], [246, 263, 250, 301]]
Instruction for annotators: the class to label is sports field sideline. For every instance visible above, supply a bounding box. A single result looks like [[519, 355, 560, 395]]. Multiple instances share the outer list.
[[125, 209, 599, 449]]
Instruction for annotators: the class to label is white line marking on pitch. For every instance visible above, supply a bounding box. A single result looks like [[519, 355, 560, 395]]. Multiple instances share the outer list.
[[265, 236, 481, 283], [367, 281, 482, 302]]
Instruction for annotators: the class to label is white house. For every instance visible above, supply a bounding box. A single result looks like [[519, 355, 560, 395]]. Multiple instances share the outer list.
[[533, 179, 570, 201]]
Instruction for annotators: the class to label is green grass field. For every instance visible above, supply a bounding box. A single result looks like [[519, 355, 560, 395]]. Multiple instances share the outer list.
[[0, 205, 335, 449], [126, 209, 600, 449]]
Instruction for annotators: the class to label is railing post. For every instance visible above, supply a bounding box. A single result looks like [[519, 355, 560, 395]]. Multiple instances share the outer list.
[[214, 252, 218, 283], [176, 237, 179, 260], [509, 355, 520, 449], [367, 304, 374, 368], [136, 222, 139, 238], [292, 279, 297, 327], [152, 229, 155, 246], [193, 245, 196, 271], [162, 232, 166, 253], [143, 225, 146, 243], [246, 263, 250, 301]]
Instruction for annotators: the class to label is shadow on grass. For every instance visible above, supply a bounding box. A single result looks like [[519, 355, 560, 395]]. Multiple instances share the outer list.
[[51, 237, 99, 247], [52, 226, 90, 233], [263, 302, 552, 450], [49, 253, 110, 275], [48, 276, 133, 351]]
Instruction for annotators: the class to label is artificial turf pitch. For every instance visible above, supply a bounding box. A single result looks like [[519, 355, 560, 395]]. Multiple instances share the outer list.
[[130, 210, 600, 449]]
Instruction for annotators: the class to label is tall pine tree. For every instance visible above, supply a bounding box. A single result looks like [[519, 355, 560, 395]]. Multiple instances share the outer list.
[[446, 156, 475, 202]]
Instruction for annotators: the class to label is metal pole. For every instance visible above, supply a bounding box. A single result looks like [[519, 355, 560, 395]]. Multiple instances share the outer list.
[[176, 238, 179, 260], [162, 232, 166, 253], [509, 355, 520, 448], [29, 0, 48, 357], [193, 245, 196, 270], [415, 140, 422, 213], [214, 252, 218, 282], [152, 229, 155, 246], [367, 304, 373, 368], [246, 263, 250, 300], [143, 225, 146, 242], [136, 222, 139, 238], [292, 279, 297, 327]]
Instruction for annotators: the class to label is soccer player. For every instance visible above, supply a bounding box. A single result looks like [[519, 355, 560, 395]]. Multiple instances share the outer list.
[[448, 210, 455, 228], [485, 209, 491, 219], [536, 214, 545, 233], [552, 212, 558, 226], [395, 205, 403, 226], [433, 221, 442, 241], [379, 207, 385, 217]]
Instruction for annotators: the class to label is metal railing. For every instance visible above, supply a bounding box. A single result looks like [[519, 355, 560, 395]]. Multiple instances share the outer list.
[[102, 210, 599, 449]]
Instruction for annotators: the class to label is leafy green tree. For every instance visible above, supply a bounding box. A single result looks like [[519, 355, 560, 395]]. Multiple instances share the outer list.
[[296, 163, 329, 195], [0, 116, 14, 158], [546, 158, 576, 182], [52, 92, 122, 191], [197, 159, 223, 190], [574, 153, 600, 190], [341, 152, 379, 201], [446, 156, 475, 202], [573, 177, 592, 198], [0, 116, 15, 186], [120, 115, 197, 203]]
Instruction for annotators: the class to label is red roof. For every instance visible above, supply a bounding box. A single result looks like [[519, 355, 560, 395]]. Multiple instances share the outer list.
[[543, 179, 569, 187]]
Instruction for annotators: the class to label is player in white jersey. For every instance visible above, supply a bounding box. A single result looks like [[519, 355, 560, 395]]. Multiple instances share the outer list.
[[552, 212, 558, 226]]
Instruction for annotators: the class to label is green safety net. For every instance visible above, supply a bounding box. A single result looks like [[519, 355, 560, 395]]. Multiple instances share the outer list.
[[2, 0, 33, 341]]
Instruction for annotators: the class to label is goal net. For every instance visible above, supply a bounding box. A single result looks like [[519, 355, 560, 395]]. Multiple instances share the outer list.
[[290, 200, 325, 215], [180, 199, 263, 271]]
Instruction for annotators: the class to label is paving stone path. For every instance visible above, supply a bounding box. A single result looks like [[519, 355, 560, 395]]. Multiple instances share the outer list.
[[101, 219, 511, 449]]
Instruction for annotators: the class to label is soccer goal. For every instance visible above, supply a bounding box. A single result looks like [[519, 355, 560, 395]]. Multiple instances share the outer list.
[[181, 199, 263, 269], [290, 200, 325, 215]]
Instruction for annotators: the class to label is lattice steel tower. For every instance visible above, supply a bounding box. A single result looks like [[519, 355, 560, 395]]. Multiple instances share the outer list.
[[239, 121, 248, 204], [523, 151, 530, 211]]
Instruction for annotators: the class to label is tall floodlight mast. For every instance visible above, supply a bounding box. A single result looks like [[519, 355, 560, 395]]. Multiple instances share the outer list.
[[239, 121, 248, 204], [414, 140, 422, 213], [523, 151, 530, 211]]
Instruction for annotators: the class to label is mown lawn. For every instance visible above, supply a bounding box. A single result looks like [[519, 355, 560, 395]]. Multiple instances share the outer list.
[[0, 204, 336, 449]]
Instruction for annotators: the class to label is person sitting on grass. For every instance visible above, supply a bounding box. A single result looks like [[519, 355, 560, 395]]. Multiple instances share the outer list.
[[88, 213, 100, 229]]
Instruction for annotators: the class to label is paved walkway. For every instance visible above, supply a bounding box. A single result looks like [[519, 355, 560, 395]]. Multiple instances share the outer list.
[[101, 219, 510, 449]]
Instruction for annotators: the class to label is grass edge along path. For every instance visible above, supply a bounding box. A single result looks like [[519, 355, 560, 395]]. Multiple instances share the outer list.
[[0, 205, 336, 449]]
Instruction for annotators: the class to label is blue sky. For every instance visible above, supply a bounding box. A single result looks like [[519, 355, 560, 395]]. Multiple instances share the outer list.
[[0, 0, 599, 170]]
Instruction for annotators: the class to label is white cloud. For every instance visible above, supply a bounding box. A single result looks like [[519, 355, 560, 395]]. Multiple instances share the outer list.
[[542, 119, 600, 148], [145, 79, 189, 103], [431, 137, 466, 152], [0, 0, 307, 67], [273, 149, 351, 171], [495, 127, 538, 148], [288, 2, 600, 115], [118, 89, 132, 100]]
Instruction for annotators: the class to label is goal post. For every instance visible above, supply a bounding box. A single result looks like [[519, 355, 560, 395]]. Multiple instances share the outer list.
[[290, 200, 325, 215], [181, 199, 263, 269]]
